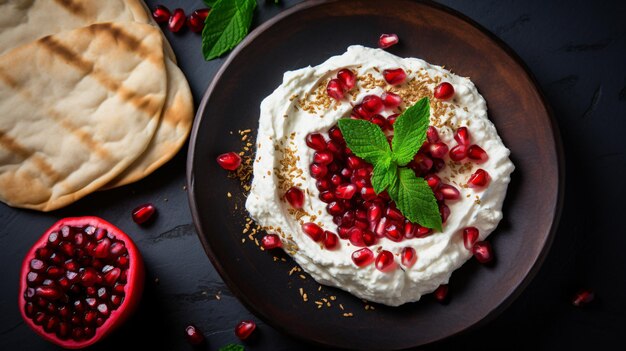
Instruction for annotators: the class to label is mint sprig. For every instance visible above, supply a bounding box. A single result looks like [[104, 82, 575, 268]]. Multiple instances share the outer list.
[[201, 0, 256, 61], [338, 97, 442, 231]]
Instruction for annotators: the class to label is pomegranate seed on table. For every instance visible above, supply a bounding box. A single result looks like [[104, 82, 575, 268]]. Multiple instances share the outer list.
[[375, 250, 395, 272], [472, 241, 493, 263], [261, 234, 282, 249], [468, 169, 490, 188], [235, 320, 256, 340], [168, 8, 186, 33], [572, 289, 594, 307], [131, 203, 156, 225], [337, 68, 356, 90], [401, 247, 417, 267], [433, 284, 449, 302], [463, 227, 480, 250], [302, 222, 324, 242], [383, 68, 407, 85], [454, 126, 471, 145], [186, 12, 205, 33], [193, 8, 210, 21], [326, 78, 345, 100], [284, 186, 305, 209], [378, 33, 399, 48], [468, 145, 489, 162], [216, 152, 241, 170], [152, 5, 171, 23], [352, 248, 374, 267], [185, 324, 205, 345], [433, 82, 455, 100], [323, 231, 339, 249]]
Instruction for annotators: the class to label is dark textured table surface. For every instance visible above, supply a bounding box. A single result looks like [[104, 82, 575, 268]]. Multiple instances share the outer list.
[[1, 0, 625, 350]]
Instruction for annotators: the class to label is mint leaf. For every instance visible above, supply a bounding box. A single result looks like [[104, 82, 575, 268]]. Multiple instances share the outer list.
[[202, 0, 256, 60], [371, 158, 396, 194], [391, 97, 431, 166], [219, 344, 244, 351], [338, 119, 392, 165], [389, 168, 442, 231]]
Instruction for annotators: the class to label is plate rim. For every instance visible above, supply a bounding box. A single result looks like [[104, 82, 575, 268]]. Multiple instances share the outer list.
[[186, 0, 565, 348]]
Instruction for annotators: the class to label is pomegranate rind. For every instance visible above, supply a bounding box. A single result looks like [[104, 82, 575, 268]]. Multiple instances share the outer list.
[[19, 217, 145, 349]]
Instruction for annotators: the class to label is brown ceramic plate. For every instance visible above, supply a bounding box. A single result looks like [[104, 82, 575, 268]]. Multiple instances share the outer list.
[[187, 0, 563, 349]]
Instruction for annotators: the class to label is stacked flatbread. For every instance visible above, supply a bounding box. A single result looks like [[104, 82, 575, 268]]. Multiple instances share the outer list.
[[0, 0, 193, 211]]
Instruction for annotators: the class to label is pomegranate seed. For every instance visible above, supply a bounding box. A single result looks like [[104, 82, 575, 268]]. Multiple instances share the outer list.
[[327, 79, 345, 100], [439, 204, 450, 224], [370, 114, 388, 130], [439, 184, 460, 200], [187, 12, 204, 33], [467, 145, 488, 162], [413, 153, 433, 173], [330, 174, 342, 186], [367, 203, 383, 222], [352, 248, 374, 267], [384, 223, 403, 242], [433, 82, 455, 100], [572, 289, 594, 307], [404, 222, 417, 239], [216, 152, 241, 170], [301, 222, 324, 242], [378, 33, 399, 49], [168, 8, 186, 33], [261, 234, 282, 249], [235, 320, 256, 340], [387, 114, 399, 126], [346, 156, 364, 169], [433, 158, 445, 172], [468, 169, 490, 188], [426, 126, 439, 143], [454, 127, 470, 145], [132, 203, 156, 225], [348, 228, 365, 247], [383, 68, 406, 85], [194, 8, 210, 20], [284, 187, 304, 209], [305, 133, 327, 151], [314, 151, 334, 165], [463, 227, 480, 250], [337, 69, 356, 90], [185, 324, 205, 345], [323, 231, 339, 249], [401, 247, 417, 267], [425, 174, 441, 188], [326, 201, 344, 216], [386, 207, 404, 221], [319, 191, 335, 203], [361, 187, 377, 201], [449, 144, 468, 161], [433, 284, 448, 302], [35, 286, 63, 301], [472, 241, 493, 263], [429, 142, 449, 159], [316, 178, 331, 192], [152, 5, 171, 24], [352, 104, 372, 119], [335, 184, 357, 200], [381, 91, 402, 108], [375, 250, 395, 272], [309, 163, 328, 179], [338, 226, 351, 239], [362, 95, 384, 114], [328, 126, 344, 143]]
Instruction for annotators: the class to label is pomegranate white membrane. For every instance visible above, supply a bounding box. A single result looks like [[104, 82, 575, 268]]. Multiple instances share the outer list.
[[245, 46, 515, 306]]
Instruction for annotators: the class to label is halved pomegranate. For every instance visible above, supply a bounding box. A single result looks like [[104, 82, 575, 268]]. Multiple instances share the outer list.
[[19, 217, 144, 349]]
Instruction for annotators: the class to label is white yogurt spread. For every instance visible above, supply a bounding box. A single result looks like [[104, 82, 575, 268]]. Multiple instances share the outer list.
[[245, 46, 515, 306]]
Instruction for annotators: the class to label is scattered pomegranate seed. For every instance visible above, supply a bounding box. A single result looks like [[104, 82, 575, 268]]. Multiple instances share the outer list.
[[234, 320, 256, 340], [454, 127, 471, 145], [462, 227, 479, 250], [449, 144, 468, 161], [378, 33, 399, 49], [194, 8, 210, 21], [439, 184, 460, 200], [571, 289, 594, 307], [375, 250, 395, 272], [261, 234, 282, 250], [284, 187, 305, 209], [185, 324, 205, 345], [326, 79, 345, 100], [433, 82, 455, 100], [383, 68, 407, 85], [472, 241, 493, 263], [216, 152, 241, 170], [468, 145, 488, 162], [468, 169, 490, 188], [362, 95, 384, 114], [305, 133, 327, 151], [433, 284, 449, 302], [352, 248, 374, 267], [131, 204, 156, 225], [337, 69, 356, 90], [302, 222, 324, 242], [401, 247, 417, 267], [187, 12, 204, 33], [323, 231, 339, 249], [168, 8, 186, 33], [381, 91, 402, 108], [152, 5, 171, 24]]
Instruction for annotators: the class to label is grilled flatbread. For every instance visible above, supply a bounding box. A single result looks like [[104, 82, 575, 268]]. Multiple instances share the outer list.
[[0, 22, 167, 211]]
